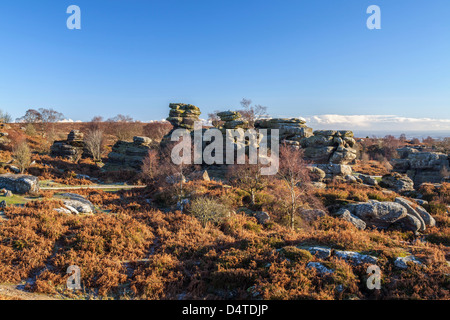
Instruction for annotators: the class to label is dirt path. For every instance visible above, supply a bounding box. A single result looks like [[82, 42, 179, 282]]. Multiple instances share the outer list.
[[0, 284, 60, 300]]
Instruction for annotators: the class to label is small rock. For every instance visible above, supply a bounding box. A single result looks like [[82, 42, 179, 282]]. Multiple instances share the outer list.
[[54, 207, 72, 214], [0, 200, 6, 208], [308, 246, 332, 259], [255, 211, 270, 225], [4, 190, 13, 197], [359, 174, 378, 186], [394, 256, 422, 269], [334, 250, 378, 265], [307, 262, 334, 275], [64, 205, 79, 215], [339, 209, 366, 230]]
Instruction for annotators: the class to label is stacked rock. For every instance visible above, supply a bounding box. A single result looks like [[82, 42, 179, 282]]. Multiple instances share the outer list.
[[167, 103, 201, 130], [217, 111, 249, 131], [392, 147, 449, 185], [301, 130, 357, 165], [255, 118, 313, 146], [67, 130, 84, 142], [103, 136, 153, 172], [50, 130, 87, 161]]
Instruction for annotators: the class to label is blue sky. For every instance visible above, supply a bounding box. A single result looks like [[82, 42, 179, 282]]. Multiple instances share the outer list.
[[0, 0, 449, 130]]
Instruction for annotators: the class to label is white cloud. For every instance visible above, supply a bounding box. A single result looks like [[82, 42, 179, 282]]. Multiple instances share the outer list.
[[304, 114, 450, 132]]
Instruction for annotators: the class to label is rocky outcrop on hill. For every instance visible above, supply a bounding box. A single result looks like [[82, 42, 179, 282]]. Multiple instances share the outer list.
[[218, 111, 249, 130], [392, 147, 449, 185], [103, 136, 153, 172], [166, 103, 201, 130], [50, 130, 88, 161], [335, 197, 435, 232], [255, 118, 313, 142], [0, 174, 39, 194], [380, 172, 415, 193], [300, 130, 357, 165]]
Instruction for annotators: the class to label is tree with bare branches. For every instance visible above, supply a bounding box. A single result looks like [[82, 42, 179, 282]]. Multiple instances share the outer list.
[[84, 129, 104, 162], [276, 144, 312, 229], [238, 98, 268, 128], [13, 141, 32, 173], [228, 160, 267, 206]]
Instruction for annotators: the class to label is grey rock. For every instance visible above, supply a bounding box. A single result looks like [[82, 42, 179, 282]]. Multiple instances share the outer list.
[[392, 214, 422, 233], [381, 173, 415, 193], [394, 256, 422, 269], [59, 193, 94, 214], [255, 211, 270, 225], [395, 197, 426, 231], [354, 201, 407, 229], [334, 250, 378, 265], [339, 209, 366, 230], [308, 246, 332, 259], [306, 262, 334, 275], [0, 174, 40, 194], [359, 174, 378, 186]]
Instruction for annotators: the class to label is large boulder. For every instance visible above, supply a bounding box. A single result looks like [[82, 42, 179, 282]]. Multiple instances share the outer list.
[[380, 172, 415, 193], [392, 148, 449, 185], [334, 208, 366, 230], [59, 193, 94, 214], [352, 201, 408, 229], [0, 174, 39, 194]]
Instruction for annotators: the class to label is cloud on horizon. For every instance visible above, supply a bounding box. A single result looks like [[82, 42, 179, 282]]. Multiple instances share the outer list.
[[303, 115, 450, 132]]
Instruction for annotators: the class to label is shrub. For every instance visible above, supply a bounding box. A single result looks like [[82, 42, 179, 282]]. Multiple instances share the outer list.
[[188, 197, 231, 227], [280, 246, 313, 263], [13, 141, 32, 173]]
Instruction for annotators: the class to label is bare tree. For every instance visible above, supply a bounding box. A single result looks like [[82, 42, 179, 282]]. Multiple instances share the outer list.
[[13, 141, 32, 173], [141, 149, 159, 183], [0, 110, 12, 123], [16, 109, 43, 124], [207, 110, 224, 128], [228, 160, 267, 206], [238, 98, 268, 127], [106, 114, 142, 141], [84, 129, 104, 162], [142, 121, 173, 142], [276, 145, 312, 229]]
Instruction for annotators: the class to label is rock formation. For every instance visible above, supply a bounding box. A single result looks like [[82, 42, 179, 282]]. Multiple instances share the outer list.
[[392, 147, 449, 185], [166, 103, 201, 130], [335, 197, 435, 233], [0, 174, 39, 194], [103, 136, 153, 172], [50, 130, 87, 161]]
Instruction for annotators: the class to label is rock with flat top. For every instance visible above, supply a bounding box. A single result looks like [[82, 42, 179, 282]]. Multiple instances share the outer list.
[[0, 174, 39, 194]]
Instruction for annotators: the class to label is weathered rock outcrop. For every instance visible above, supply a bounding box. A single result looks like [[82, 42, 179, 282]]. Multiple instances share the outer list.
[[103, 136, 153, 172], [337, 198, 435, 232], [50, 130, 88, 161], [0, 174, 39, 194], [380, 172, 415, 193], [392, 147, 449, 185], [255, 118, 313, 142], [58, 193, 95, 214], [166, 103, 201, 130]]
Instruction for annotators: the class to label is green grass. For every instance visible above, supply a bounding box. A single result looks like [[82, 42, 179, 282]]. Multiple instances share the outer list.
[[0, 194, 33, 206]]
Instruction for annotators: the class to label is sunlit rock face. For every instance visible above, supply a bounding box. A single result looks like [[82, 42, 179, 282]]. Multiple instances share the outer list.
[[392, 147, 450, 185]]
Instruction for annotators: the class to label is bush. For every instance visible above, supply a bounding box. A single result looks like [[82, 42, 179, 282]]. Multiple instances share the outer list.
[[13, 141, 32, 173], [188, 197, 231, 227], [280, 246, 313, 263]]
